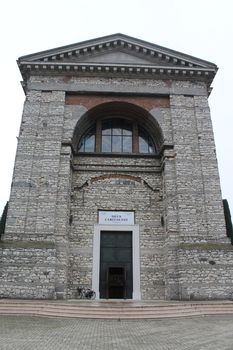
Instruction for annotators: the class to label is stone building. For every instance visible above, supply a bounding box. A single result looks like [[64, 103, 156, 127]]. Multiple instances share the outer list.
[[1, 33, 233, 300]]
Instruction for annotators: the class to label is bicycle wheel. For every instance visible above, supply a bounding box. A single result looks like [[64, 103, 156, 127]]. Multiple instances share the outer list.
[[90, 291, 96, 300], [85, 289, 95, 300]]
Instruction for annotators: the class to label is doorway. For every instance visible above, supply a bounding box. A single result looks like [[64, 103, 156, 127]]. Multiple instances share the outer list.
[[92, 224, 141, 300], [99, 231, 132, 299]]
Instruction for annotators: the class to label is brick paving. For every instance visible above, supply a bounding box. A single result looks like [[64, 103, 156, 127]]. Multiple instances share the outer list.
[[0, 315, 233, 349]]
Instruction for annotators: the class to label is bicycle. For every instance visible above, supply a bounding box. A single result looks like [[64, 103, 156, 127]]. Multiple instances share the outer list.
[[77, 287, 96, 300]]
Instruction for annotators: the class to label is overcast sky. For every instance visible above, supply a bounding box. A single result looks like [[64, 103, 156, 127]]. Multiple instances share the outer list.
[[0, 0, 233, 217]]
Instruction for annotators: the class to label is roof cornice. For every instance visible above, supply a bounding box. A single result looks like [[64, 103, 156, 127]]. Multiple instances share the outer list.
[[17, 33, 218, 88], [18, 61, 217, 85], [18, 33, 217, 69]]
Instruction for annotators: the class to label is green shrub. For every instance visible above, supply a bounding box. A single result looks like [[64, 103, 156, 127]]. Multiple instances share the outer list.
[[223, 199, 233, 245], [0, 201, 8, 240]]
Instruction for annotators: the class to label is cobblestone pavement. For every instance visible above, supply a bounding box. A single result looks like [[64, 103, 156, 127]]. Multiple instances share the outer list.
[[0, 315, 233, 350]]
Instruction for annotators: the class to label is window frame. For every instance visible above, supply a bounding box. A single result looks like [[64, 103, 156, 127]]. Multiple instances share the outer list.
[[101, 118, 133, 153], [78, 118, 156, 155]]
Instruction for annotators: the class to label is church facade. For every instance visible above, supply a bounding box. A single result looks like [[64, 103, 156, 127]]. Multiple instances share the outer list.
[[1, 34, 233, 300]]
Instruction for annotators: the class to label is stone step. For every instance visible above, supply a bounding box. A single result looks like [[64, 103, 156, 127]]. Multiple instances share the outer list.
[[1, 309, 233, 320], [1, 301, 233, 319], [1, 303, 233, 313]]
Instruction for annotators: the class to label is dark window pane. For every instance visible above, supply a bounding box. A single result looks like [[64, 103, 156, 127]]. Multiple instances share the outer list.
[[112, 119, 123, 135], [139, 136, 149, 153], [102, 120, 112, 135], [101, 119, 134, 153], [112, 136, 122, 152], [138, 126, 155, 154], [78, 139, 84, 152], [112, 127, 121, 135], [123, 136, 132, 152], [102, 127, 111, 135], [138, 128, 147, 138], [78, 119, 155, 154], [102, 135, 111, 152], [85, 135, 95, 152], [78, 126, 95, 152], [148, 138, 155, 153], [121, 120, 132, 135], [123, 127, 132, 136]]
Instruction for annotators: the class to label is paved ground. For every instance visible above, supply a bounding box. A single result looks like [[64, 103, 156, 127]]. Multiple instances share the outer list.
[[0, 315, 233, 350]]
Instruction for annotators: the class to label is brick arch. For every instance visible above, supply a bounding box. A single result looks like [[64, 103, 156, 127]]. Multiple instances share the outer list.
[[73, 173, 159, 192], [72, 101, 164, 153]]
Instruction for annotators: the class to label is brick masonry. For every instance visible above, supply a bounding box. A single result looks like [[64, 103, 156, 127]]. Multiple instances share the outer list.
[[1, 43, 233, 300]]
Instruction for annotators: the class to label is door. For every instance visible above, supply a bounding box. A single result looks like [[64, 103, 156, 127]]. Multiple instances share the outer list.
[[99, 231, 132, 299]]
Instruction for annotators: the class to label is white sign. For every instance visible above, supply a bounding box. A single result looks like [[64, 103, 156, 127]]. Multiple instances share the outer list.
[[99, 211, 135, 225]]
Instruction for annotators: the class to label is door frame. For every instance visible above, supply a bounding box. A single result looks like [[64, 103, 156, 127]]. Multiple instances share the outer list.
[[92, 224, 141, 300]]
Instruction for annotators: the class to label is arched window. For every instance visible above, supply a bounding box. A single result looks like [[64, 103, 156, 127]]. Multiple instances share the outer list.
[[101, 119, 132, 153], [139, 128, 155, 154], [78, 126, 96, 152], [77, 118, 156, 154]]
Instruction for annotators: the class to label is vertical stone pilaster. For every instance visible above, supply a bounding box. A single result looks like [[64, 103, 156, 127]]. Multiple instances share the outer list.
[[5, 91, 42, 240], [54, 145, 72, 299], [162, 149, 180, 299], [34, 91, 66, 241], [168, 94, 227, 244], [5, 90, 66, 242], [170, 95, 200, 243], [194, 96, 227, 242]]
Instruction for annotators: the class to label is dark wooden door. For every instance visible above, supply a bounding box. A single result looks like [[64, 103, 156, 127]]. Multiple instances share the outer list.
[[100, 231, 132, 299]]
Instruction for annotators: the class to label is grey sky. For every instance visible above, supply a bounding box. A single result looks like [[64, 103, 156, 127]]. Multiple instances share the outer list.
[[0, 0, 232, 216]]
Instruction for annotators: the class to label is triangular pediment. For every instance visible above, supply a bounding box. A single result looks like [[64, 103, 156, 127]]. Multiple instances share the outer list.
[[57, 50, 157, 65], [18, 33, 218, 88], [18, 33, 217, 70]]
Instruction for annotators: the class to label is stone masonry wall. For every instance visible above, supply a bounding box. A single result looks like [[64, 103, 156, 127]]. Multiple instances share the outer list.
[[162, 93, 229, 299], [3, 72, 231, 300], [169, 94, 226, 243], [3, 89, 72, 299], [0, 243, 56, 299], [177, 244, 233, 300], [68, 155, 164, 299], [5, 90, 67, 242]]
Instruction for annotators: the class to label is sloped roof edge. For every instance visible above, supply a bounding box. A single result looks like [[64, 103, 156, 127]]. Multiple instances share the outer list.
[[18, 33, 217, 69]]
